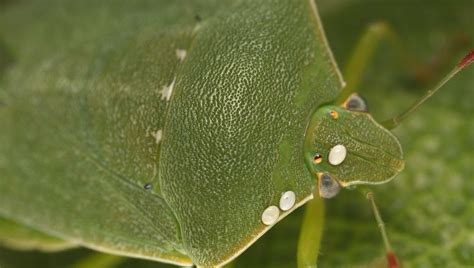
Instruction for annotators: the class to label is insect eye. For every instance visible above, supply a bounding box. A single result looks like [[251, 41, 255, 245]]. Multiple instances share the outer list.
[[313, 154, 323, 164], [344, 93, 369, 112], [318, 173, 341, 199]]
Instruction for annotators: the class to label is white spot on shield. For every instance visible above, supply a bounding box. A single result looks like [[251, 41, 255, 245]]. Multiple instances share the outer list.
[[261, 206, 279, 225], [176, 49, 187, 61], [328, 144, 347, 166], [150, 130, 162, 144], [279, 191, 296, 211], [160, 78, 175, 101]]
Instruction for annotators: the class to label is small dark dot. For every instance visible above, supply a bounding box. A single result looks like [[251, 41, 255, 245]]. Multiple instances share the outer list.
[[313, 154, 322, 164], [195, 14, 202, 22], [144, 183, 152, 190]]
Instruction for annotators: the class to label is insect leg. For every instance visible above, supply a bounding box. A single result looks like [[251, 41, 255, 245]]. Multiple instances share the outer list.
[[337, 22, 417, 104], [297, 195, 324, 268], [359, 187, 399, 268], [338, 22, 469, 105]]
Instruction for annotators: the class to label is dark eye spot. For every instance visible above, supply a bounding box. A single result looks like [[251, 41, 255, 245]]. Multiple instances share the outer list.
[[195, 14, 202, 22], [344, 93, 369, 112], [318, 173, 341, 199], [320, 174, 334, 188], [144, 183, 152, 190]]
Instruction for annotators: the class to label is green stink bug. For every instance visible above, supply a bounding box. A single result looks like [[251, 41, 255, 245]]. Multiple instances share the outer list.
[[0, 0, 472, 267]]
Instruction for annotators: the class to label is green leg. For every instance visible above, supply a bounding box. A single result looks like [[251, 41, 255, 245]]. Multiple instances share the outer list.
[[337, 22, 419, 104], [297, 194, 324, 268], [338, 22, 471, 130]]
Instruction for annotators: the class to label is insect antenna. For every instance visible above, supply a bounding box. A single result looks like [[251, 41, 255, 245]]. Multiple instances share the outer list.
[[382, 49, 474, 129]]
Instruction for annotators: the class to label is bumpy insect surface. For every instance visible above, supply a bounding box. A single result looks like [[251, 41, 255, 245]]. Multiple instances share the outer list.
[[0, 0, 405, 266]]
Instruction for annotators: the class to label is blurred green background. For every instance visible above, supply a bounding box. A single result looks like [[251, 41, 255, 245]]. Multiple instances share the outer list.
[[1, 0, 473, 267]]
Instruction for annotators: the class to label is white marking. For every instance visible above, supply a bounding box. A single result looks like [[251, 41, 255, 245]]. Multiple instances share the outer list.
[[150, 130, 162, 144], [279, 191, 296, 211], [328, 144, 347, 166], [261, 206, 279, 225], [217, 194, 314, 267], [175, 49, 187, 61], [160, 78, 175, 101]]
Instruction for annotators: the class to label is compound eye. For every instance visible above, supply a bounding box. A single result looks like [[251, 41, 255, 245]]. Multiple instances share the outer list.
[[318, 172, 341, 199], [344, 93, 369, 112]]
